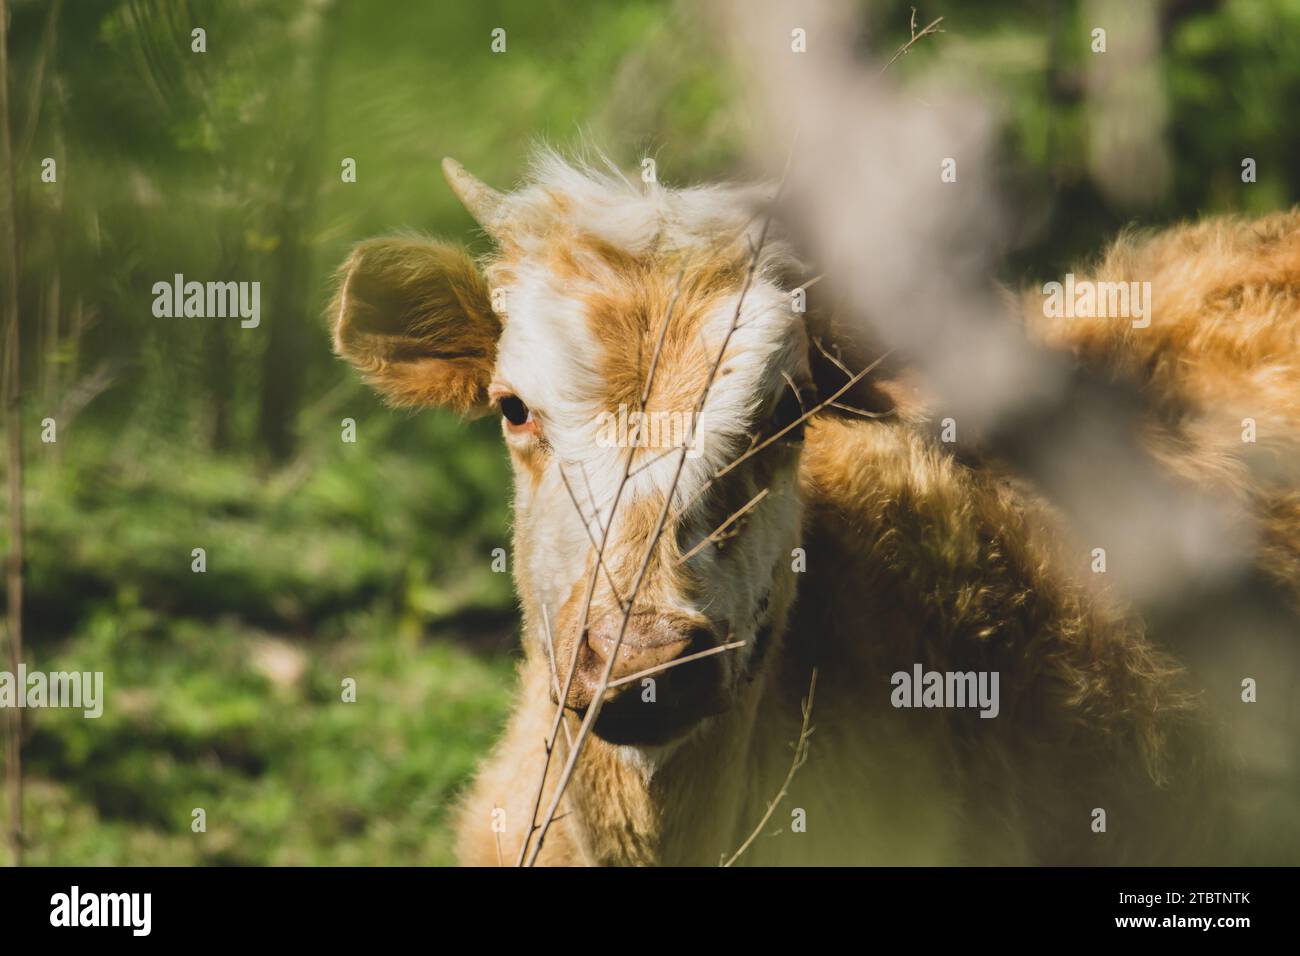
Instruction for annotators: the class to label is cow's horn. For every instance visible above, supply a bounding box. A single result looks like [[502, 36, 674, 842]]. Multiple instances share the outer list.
[[442, 157, 508, 237]]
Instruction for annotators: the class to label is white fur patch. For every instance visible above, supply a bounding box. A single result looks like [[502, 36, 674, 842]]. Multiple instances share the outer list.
[[488, 151, 810, 703]]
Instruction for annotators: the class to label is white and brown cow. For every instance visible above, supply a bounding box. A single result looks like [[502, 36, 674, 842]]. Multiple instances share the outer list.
[[331, 152, 1300, 865]]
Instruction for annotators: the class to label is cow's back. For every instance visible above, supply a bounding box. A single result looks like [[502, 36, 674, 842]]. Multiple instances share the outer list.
[[774, 413, 1228, 864]]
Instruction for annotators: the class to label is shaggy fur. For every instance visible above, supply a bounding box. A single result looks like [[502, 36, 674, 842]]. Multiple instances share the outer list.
[[1022, 211, 1300, 605], [452, 411, 1221, 866], [332, 154, 1298, 866]]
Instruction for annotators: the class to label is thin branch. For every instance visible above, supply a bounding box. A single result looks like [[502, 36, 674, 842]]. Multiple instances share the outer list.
[[795, 272, 825, 293], [830, 400, 892, 419], [494, 805, 505, 868], [675, 349, 894, 523], [524, 185, 789, 867], [607, 639, 746, 689], [558, 463, 627, 610], [540, 605, 574, 750], [512, 601, 575, 867], [677, 487, 769, 566], [812, 334, 852, 380], [513, 730, 559, 867], [516, 265, 690, 866], [624, 444, 681, 480], [721, 667, 818, 867], [577, 462, 606, 539], [811, 339, 895, 420], [719, 351, 890, 476], [880, 8, 944, 74]]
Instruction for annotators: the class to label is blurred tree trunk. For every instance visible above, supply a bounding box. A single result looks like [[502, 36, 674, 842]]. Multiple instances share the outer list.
[[206, 318, 232, 452], [205, 241, 236, 452], [256, 171, 309, 463], [39, 112, 64, 424], [257, 1, 338, 464], [39, 251, 58, 410], [0, 0, 26, 867], [38, 172, 61, 417], [25, 4, 60, 418]]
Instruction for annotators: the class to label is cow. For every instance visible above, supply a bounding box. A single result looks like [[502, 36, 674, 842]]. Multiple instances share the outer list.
[[330, 151, 1300, 865]]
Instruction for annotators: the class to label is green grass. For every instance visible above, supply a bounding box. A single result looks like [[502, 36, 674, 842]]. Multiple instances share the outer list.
[[0, 411, 519, 866]]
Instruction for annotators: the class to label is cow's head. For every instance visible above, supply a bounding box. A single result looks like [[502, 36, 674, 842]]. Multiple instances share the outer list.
[[332, 153, 820, 748]]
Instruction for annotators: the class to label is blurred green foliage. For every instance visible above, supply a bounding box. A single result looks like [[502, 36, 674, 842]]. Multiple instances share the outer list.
[[1, 0, 1298, 864]]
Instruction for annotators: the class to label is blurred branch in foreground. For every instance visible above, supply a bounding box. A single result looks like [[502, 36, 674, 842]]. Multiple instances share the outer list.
[[715, 0, 1265, 614], [710, 0, 1300, 846]]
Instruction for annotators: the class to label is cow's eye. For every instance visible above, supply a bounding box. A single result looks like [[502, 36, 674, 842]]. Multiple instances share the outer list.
[[772, 383, 808, 441], [500, 394, 531, 428]]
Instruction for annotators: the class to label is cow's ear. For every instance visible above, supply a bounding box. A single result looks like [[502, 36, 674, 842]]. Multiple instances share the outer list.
[[331, 237, 499, 414]]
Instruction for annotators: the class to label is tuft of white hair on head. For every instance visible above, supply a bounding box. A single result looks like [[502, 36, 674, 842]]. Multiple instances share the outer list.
[[501, 143, 778, 261]]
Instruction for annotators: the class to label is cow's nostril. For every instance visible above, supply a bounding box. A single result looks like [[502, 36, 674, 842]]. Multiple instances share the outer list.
[[564, 620, 727, 744], [565, 617, 708, 711], [587, 630, 694, 683]]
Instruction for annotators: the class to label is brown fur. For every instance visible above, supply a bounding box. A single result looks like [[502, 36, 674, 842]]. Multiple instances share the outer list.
[[456, 412, 1217, 865], [332, 237, 498, 414], [1022, 210, 1300, 601], [334, 202, 1300, 866], [453, 214, 1298, 866]]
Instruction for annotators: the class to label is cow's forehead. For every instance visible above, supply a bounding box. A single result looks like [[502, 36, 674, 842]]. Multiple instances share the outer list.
[[479, 153, 808, 503], [492, 252, 805, 508]]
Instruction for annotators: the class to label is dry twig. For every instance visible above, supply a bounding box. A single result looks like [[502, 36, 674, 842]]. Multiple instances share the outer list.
[[607, 639, 746, 689], [515, 268, 691, 865], [522, 193, 787, 867], [721, 667, 818, 867], [674, 349, 894, 523], [880, 7, 944, 74], [677, 487, 769, 565]]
